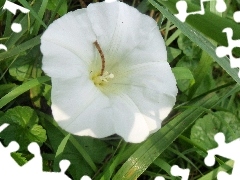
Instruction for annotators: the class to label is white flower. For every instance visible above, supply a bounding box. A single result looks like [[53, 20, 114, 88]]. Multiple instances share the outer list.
[[40, 1, 177, 143]]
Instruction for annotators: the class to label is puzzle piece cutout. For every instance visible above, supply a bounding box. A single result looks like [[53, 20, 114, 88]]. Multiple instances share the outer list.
[[233, 11, 240, 23], [215, 28, 240, 69], [3, 0, 30, 33], [175, 0, 226, 22], [154, 165, 190, 180], [0, 124, 91, 180], [215, 24, 240, 78], [204, 132, 240, 180], [0, 1, 30, 52]]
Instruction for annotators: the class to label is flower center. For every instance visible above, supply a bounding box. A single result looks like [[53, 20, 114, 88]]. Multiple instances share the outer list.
[[92, 71, 114, 86], [92, 41, 114, 86]]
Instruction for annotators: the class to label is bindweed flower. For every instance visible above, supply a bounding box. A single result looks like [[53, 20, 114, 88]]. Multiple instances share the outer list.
[[40, 0, 177, 143]]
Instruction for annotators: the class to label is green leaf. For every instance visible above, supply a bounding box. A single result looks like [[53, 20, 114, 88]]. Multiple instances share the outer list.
[[190, 111, 240, 152], [18, 0, 47, 28], [188, 52, 215, 98], [172, 67, 194, 80], [172, 67, 195, 92], [9, 46, 42, 81], [0, 106, 46, 150], [167, 47, 181, 63], [0, 76, 50, 109], [0, 84, 16, 97], [113, 93, 219, 180], [149, 0, 240, 85], [11, 152, 28, 166], [0, 35, 41, 62], [47, 0, 68, 16], [154, 0, 240, 53], [39, 112, 110, 179], [177, 34, 202, 60]]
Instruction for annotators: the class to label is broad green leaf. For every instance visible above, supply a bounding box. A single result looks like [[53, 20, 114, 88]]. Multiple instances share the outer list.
[[149, 0, 240, 85], [172, 66, 195, 92], [172, 67, 194, 80], [188, 52, 215, 98], [11, 152, 28, 166], [177, 34, 202, 60], [190, 111, 240, 152], [172, 67, 195, 92], [0, 106, 46, 150], [167, 47, 181, 63]]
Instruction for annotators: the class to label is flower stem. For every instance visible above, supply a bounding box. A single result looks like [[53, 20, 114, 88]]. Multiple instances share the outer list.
[[94, 40, 105, 76]]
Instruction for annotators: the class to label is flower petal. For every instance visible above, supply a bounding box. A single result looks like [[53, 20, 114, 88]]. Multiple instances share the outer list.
[[126, 86, 175, 133], [110, 62, 177, 97], [51, 77, 114, 138], [41, 9, 97, 79], [87, 2, 158, 67], [111, 28, 167, 73], [41, 41, 88, 79], [109, 62, 177, 132], [110, 93, 149, 143]]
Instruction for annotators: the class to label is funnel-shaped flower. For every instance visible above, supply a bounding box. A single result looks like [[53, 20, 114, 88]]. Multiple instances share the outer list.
[[41, 1, 177, 143]]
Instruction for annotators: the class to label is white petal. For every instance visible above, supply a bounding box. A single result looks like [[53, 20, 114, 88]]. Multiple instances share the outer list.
[[87, 2, 158, 67], [109, 62, 177, 132], [41, 9, 97, 78], [126, 86, 175, 133], [51, 77, 114, 138], [116, 28, 167, 72], [41, 41, 88, 78], [110, 94, 149, 143], [111, 62, 177, 97]]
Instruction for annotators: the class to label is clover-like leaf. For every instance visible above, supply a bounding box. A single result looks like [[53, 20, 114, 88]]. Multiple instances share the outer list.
[[190, 111, 240, 154], [0, 106, 47, 150]]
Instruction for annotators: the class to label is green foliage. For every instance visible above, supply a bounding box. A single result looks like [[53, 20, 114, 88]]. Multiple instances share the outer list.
[[47, 0, 68, 16], [0, 106, 46, 150], [191, 111, 240, 152], [0, 0, 239, 179]]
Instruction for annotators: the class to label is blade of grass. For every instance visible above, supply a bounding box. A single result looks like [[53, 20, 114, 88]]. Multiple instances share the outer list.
[[0, 76, 50, 109], [0, 35, 41, 62], [198, 160, 233, 180], [18, 0, 47, 28], [38, 112, 98, 172], [32, 0, 49, 35], [47, 0, 66, 25], [149, 0, 240, 85], [113, 92, 219, 180], [54, 133, 71, 171], [154, 0, 240, 52]]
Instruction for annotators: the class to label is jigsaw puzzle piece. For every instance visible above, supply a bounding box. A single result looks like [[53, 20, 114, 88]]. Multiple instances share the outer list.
[[0, 141, 21, 177], [154, 176, 165, 180], [175, 0, 226, 22], [215, 0, 227, 12], [0, 123, 9, 132], [171, 165, 190, 180], [216, 28, 240, 72], [205, 132, 240, 179], [233, 11, 240, 23]]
